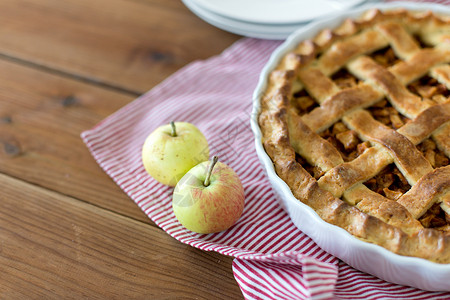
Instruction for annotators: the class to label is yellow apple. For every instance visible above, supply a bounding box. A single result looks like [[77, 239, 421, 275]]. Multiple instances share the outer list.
[[172, 156, 245, 234], [142, 122, 209, 186]]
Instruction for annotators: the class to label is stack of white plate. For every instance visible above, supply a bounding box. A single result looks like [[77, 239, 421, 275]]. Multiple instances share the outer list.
[[182, 0, 371, 40]]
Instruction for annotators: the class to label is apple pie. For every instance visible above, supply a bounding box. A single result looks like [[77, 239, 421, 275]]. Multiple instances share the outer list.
[[258, 8, 450, 263]]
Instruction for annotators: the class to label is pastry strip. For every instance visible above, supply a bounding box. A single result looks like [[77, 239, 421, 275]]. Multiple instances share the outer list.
[[432, 123, 450, 157], [430, 64, 450, 89], [262, 70, 296, 105], [297, 67, 340, 104], [397, 166, 450, 219], [417, 19, 450, 46], [317, 29, 388, 75], [344, 184, 423, 235], [287, 107, 343, 172], [301, 84, 383, 132], [389, 47, 450, 85], [319, 103, 450, 197], [318, 144, 392, 198], [375, 21, 420, 59], [347, 56, 428, 118], [397, 101, 450, 145], [343, 109, 433, 185]]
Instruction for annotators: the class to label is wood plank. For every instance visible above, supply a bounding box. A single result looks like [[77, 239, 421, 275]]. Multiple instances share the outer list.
[[0, 0, 240, 94], [0, 58, 151, 223], [0, 173, 243, 299]]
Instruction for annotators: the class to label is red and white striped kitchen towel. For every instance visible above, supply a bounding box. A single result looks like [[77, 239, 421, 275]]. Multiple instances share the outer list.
[[82, 1, 450, 299]]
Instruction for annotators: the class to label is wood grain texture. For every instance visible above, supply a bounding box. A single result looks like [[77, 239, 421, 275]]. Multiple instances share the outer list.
[[0, 0, 240, 94], [0, 0, 246, 298], [0, 58, 151, 224], [0, 174, 242, 299]]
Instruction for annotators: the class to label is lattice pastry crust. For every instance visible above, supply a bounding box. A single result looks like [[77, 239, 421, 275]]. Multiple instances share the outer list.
[[259, 8, 450, 263]]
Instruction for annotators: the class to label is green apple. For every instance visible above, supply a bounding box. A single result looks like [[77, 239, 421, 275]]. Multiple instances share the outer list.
[[172, 156, 245, 234], [142, 121, 209, 186]]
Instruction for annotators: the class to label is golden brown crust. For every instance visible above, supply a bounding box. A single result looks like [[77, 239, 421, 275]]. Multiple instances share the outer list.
[[433, 123, 450, 157], [346, 184, 423, 235], [298, 67, 340, 103], [375, 21, 420, 59], [348, 56, 429, 117], [390, 48, 450, 85], [397, 102, 450, 145], [287, 107, 343, 172], [318, 145, 392, 198], [431, 64, 450, 88], [258, 8, 450, 263], [317, 29, 389, 75], [397, 166, 450, 219], [344, 109, 433, 185], [302, 85, 383, 132]]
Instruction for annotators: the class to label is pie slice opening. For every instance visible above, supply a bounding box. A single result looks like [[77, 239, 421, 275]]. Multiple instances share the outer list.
[[292, 88, 319, 115], [363, 163, 411, 200], [419, 202, 449, 230]]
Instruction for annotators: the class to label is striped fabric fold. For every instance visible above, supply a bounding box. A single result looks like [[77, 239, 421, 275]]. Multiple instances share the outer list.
[[233, 252, 338, 300], [82, 2, 450, 298]]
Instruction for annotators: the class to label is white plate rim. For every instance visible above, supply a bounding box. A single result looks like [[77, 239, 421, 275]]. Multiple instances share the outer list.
[[251, 1, 450, 291], [182, 0, 303, 40], [189, 0, 367, 25]]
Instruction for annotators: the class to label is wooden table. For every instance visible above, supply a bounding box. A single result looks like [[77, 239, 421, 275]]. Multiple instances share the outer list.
[[0, 0, 244, 298]]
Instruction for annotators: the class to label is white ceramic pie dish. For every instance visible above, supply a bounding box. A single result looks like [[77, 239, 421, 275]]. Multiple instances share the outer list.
[[251, 1, 450, 292]]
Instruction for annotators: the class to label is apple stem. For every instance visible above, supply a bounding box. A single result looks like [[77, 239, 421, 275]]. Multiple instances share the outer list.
[[204, 156, 218, 187], [170, 121, 177, 137]]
